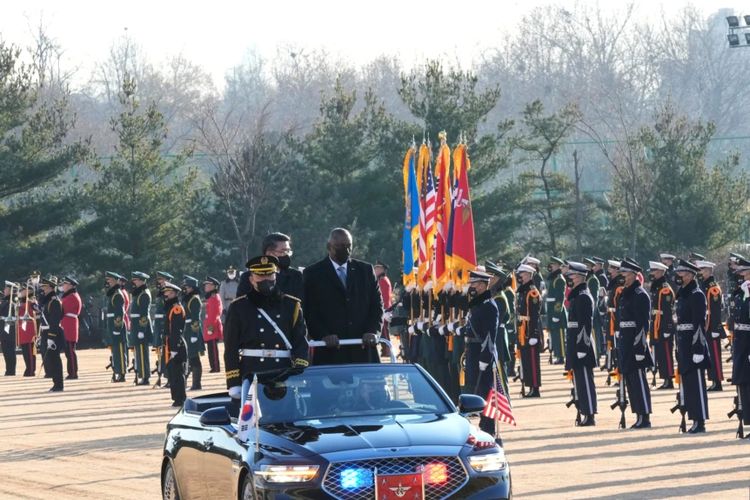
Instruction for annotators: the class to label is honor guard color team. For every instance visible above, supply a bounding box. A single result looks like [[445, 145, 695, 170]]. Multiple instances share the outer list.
[[2, 232, 749, 440]]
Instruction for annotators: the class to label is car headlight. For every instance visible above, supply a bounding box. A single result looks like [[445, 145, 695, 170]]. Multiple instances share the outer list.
[[257, 464, 319, 483], [468, 449, 507, 472]]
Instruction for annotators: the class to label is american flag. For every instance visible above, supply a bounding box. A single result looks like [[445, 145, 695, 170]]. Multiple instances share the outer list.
[[419, 161, 436, 284], [483, 369, 516, 426]]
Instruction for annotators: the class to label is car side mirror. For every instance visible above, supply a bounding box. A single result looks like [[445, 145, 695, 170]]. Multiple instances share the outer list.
[[458, 394, 486, 416], [199, 407, 232, 426]]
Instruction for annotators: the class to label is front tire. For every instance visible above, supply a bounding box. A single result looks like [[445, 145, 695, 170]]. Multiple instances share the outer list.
[[162, 461, 180, 500], [240, 472, 257, 500]]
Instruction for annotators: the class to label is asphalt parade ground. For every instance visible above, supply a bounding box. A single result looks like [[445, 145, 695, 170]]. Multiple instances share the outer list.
[[0, 347, 748, 499]]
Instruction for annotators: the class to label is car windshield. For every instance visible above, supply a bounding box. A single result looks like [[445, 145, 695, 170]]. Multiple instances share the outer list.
[[255, 365, 452, 425]]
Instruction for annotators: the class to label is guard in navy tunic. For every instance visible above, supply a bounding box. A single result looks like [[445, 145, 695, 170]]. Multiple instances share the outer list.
[[616, 259, 653, 428], [564, 262, 597, 426], [674, 259, 710, 433], [463, 271, 499, 436], [730, 256, 750, 433]]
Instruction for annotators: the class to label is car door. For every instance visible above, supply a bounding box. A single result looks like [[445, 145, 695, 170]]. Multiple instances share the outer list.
[[201, 425, 247, 498], [171, 426, 210, 499]]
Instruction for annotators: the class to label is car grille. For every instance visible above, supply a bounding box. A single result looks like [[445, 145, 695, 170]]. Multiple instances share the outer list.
[[322, 456, 468, 500]]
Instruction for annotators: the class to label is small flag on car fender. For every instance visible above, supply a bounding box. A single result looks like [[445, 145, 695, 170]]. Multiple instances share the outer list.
[[238, 375, 261, 442]]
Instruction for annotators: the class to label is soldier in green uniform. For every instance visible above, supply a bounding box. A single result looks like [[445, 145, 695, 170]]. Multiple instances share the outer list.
[[104, 271, 127, 382], [130, 271, 152, 386], [152, 271, 173, 385], [503, 271, 518, 378], [546, 257, 567, 365], [182, 275, 205, 390]]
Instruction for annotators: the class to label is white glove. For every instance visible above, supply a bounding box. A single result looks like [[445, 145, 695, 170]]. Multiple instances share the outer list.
[[479, 361, 489, 371], [552, 317, 560, 323], [434, 314, 442, 323], [438, 325, 447, 335], [748, 354, 750, 363], [529, 338, 539, 346], [47, 339, 57, 351], [408, 326, 416, 335], [742, 280, 750, 299], [112, 330, 121, 336], [170, 351, 177, 359], [383, 311, 393, 322], [417, 321, 426, 330], [190, 337, 198, 343], [447, 322, 456, 333], [576, 352, 586, 359], [663, 333, 672, 338], [228, 385, 242, 399], [635, 354, 645, 361], [711, 332, 720, 339], [692, 354, 704, 364], [137, 332, 145, 339]]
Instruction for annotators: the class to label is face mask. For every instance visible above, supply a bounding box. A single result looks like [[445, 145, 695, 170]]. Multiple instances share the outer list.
[[565, 278, 574, 287], [648, 274, 655, 282], [468, 287, 478, 298], [674, 275, 684, 286], [332, 247, 351, 263], [257, 280, 276, 296], [277, 255, 291, 270], [227, 271, 237, 280]]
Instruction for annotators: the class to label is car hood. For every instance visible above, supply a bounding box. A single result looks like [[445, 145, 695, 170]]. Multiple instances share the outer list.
[[261, 413, 469, 456]]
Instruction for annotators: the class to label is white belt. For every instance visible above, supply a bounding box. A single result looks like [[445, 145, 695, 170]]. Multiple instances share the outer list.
[[676, 324, 694, 331], [545, 298, 556, 302], [106, 313, 115, 318], [651, 310, 662, 316], [40, 326, 49, 330], [185, 319, 192, 323], [239, 349, 290, 358], [517, 315, 530, 321], [65, 313, 78, 318], [567, 322, 579, 328], [733, 323, 750, 331], [154, 314, 164, 319], [620, 321, 635, 328], [129, 314, 141, 318], [608, 308, 616, 312]]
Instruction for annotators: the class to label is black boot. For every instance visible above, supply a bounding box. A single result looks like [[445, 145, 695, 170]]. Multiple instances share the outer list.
[[687, 420, 706, 434], [707, 381, 722, 392], [631, 414, 651, 429], [579, 414, 596, 427], [190, 362, 202, 391], [658, 379, 674, 390], [524, 387, 540, 398]]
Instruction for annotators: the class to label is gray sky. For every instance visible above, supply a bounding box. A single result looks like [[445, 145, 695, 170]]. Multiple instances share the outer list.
[[0, 0, 737, 87]]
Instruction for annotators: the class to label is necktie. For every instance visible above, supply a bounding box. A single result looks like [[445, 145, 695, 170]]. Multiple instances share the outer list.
[[337, 266, 347, 287]]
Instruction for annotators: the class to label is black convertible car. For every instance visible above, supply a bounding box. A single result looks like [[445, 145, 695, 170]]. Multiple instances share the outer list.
[[161, 363, 511, 499]]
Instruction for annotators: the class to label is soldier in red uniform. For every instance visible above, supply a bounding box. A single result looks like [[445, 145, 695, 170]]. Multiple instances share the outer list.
[[16, 283, 37, 376], [374, 261, 392, 357], [60, 276, 82, 379], [202, 277, 223, 373]]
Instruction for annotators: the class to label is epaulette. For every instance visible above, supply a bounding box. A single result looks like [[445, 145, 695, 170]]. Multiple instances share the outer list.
[[662, 283, 670, 289], [529, 288, 541, 297], [230, 295, 247, 304]]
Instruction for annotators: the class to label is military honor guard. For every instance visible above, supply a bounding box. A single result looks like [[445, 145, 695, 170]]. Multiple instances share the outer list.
[[224, 255, 309, 401], [647, 261, 676, 390], [1, 281, 17, 376], [220, 266, 239, 317], [564, 262, 597, 426], [16, 282, 37, 376], [516, 263, 542, 397], [616, 259, 653, 429], [202, 276, 223, 373], [696, 260, 726, 391], [162, 282, 187, 406], [673, 259, 711, 433], [182, 276, 205, 390], [486, 262, 512, 378], [659, 253, 678, 290], [604, 260, 624, 378], [40, 276, 65, 391], [729, 255, 750, 438], [60, 276, 82, 379], [129, 272, 153, 385], [546, 257, 567, 365], [104, 271, 128, 382], [463, 270, 501, 435], [152, 271, 174, 385]]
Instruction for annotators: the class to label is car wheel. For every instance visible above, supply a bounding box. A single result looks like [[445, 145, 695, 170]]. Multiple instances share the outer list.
[[162, 461, 180, 500], [240, 473, 257, 500]]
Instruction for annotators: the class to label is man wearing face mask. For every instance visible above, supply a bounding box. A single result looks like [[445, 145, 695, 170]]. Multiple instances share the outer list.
[[182, 276, 205, 390], [237, 233, 303, 301], [546, 257, 567, 365], [564, 262, 597, 426], [516, 263, 542, 397], [220, 266, 239, 317], [695, 260, 726, 392], [303, 228, 384, 365], [39, 276, 65, 392], [647, 262, 676, 390], [603, 260, 624, 376], [674, 259, 711, 433], [224, 256, 309, 401], [730, 255, 750, 438], [464, 270, 500, 436], [616, 259, 653, 429], [104, 271, 127, 382]]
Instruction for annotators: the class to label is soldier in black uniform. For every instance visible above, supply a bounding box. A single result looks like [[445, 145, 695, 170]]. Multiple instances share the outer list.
[[486, 261, 511, 376], [40, 276, 65, 392], [463, 270, 500, 436], [162, 282, 187, 407], [660, 253, 678, 290], [617, 259, 653, 429], [237, 233, 304, 300], [591, 257, 609, 362], [727, 253, 746, 366], [564, 262, 597, 426], [517, 263, 542, 397], [130, 272, 152, 386], [674, 259, 711, 433], [603, 260, 624, 376], [730, 255, 750, 437], [1, 281, 17, 376], [224, 256, 309, 403], [647, 261, 676, 390], [696, 260, 726, 391], [182, 276, 205, 390]]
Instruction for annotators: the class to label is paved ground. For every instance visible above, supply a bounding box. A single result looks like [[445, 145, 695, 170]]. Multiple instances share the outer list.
[[0, 347, 748, 499]]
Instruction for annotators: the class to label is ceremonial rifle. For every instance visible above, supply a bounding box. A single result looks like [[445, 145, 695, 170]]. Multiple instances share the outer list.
[[609, 371, 628, 429], [727, 389, 745, 439], [669, 371, 687, 433]]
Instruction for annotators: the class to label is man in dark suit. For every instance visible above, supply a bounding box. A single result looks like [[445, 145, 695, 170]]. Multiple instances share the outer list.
[[303, 228, 384, 365], [237, 232, 304, 300]]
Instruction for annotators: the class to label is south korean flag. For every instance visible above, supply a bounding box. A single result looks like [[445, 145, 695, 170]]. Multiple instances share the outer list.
[[238, 375, 262, 442]]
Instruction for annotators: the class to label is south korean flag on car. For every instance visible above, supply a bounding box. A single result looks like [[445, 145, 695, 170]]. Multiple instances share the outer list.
[[238, 375, 262, 442]]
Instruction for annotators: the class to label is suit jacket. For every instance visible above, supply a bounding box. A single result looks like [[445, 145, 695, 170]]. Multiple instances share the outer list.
[[303, 257, 383, 364]]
